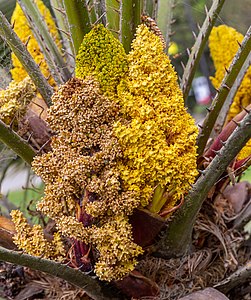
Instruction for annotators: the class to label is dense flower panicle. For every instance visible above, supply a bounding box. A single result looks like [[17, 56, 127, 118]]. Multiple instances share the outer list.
[[0, 77, 36, 124], [75, 24, 128, 96], [32, 77, 142, 280], [209, 25, 251, 159], [11, 210, 65, 260], [114, 25, 198, 208], [11, 1, 60, 84], [90, 215, 144, 281], [33, 78, 136, 217]]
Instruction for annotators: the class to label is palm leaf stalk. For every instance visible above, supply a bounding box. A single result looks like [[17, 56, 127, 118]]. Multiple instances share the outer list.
[[0, 246, 120, 300], [181, 0, 225, 101], [50, 0, 75, 65], [63, 0, 93, 55], [119, 0, 143, 53], [17, 0, 71, 84], [157, 0, 176, 49], [0, 119, 36, 165], [143, 0, 158, 20]]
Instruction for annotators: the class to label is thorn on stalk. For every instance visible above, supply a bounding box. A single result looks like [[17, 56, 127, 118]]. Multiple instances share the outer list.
[[19, 250, 25, 256], [26, 132, 33, 143], [197, 23, 201, 30], [220, 139, 227, 146], [38, 33, 45, 42], [56, 27, 71, 38], [198, 169, 206, 175], [11, 20, 15, 29], [241, 106, 251, 113], [63, 261, 71, 267], [224, 66, 230, 74], [45, 46, 51, 53], [63, 50, 75, 59], [77, 264, 85, 270], [92, 11, 106, 26], [171, 18, 176, 25], [222, 84, 231, 90], [198, 124, 203, 129], [37, 254, 45, 260], [212, 149, 221, 156], [204, 5, 209, 14], [232, 119, 241, 127], [192, 31, 197, 39], [181, 61, 185, 70], [51, 5, 66, 16], [46, 74, 51, 81], [24, 35, 31, 47], [186, 48, 191, 56], [206, 107, 211, 113], [237, 40, 242, 48]]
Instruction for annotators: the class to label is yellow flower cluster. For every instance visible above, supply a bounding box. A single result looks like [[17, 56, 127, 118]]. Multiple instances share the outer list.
[[32, 77, 142, 281], [11, 0, 59, 85], [10, 210, 65, 260], [90, 215, 143, 280], [75, 24, 128, 97], [114, 25, 198, 209], [209, 25, 251, 160], [0, 77, 36, 125]]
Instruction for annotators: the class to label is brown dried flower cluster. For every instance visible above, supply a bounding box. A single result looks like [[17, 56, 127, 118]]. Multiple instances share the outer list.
[[32, 77, 142, 281]]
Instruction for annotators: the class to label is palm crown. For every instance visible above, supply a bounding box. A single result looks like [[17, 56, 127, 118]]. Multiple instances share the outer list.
[[0, 0, 250, 299]]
